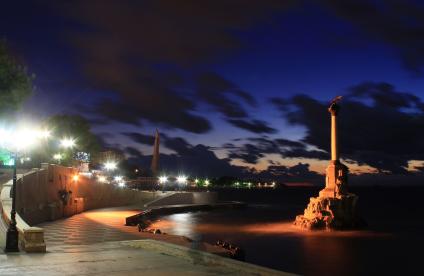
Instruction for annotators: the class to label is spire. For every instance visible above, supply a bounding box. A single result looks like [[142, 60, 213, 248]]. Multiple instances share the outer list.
[[150, 129, 160, 176]]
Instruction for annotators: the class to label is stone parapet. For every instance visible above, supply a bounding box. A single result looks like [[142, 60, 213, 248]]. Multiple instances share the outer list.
[[1, 177, 46, 252]]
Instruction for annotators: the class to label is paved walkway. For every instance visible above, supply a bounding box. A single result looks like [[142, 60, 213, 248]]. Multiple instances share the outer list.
[[39, 207, 144, 248], [0, 239, 287, 276], [39, 206, 232, 256]]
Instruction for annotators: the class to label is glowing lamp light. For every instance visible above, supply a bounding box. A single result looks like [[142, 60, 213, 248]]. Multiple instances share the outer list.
[[53, 153, 62, 160], [204, 179, 210, 186], [72, 175, 79, 182], [159, 176, 168, 184], [118, 182, 125, 188], [177, 175, 187, 184], [60, 138, 75, 148], [13, 129, 39, 151], [114, 175, 123, 182], [37, 129, 51, 139], [0, 126, 46, 151], [98, 176, 107, 183], [194, 179, 199, 184], [104, 161, 117, 171]]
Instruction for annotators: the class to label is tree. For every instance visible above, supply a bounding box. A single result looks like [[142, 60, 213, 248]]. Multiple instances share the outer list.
[[0, 41, 33, 117]]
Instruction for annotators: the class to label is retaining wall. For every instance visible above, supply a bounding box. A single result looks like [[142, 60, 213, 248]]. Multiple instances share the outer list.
[[1, 164, 170, 252]]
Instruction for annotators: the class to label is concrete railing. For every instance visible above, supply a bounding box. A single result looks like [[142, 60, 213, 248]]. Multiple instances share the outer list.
[[1, 175, 46, 252], [145, 191, 218, 207]]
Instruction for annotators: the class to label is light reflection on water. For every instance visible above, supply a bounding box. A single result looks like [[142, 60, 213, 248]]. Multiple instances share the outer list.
[[149, 206, 421, 275], [151, 212, 388, 239]]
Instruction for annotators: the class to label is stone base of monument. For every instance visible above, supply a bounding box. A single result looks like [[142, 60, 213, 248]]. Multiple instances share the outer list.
[[294, 193, 365, 230]]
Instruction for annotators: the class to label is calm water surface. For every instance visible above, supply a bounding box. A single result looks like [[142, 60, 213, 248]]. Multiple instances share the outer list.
[[150, 187, 424, 276]]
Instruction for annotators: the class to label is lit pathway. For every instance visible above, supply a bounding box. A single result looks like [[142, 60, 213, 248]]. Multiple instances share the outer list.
[[39, 207, 145, 249], [38, 206, 225, 254]]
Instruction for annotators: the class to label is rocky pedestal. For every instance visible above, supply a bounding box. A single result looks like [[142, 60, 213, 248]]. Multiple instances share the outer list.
[[294, 161, 363, 230]]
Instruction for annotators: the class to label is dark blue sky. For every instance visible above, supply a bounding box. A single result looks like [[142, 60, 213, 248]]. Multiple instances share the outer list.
[[2, 0, 424, 177]]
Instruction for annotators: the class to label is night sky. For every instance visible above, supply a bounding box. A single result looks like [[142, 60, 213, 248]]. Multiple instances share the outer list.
[[2, 1, 424, 181]]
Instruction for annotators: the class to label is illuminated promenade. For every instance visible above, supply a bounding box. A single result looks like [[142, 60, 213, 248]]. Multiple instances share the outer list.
[[0, 206, 291, 276]]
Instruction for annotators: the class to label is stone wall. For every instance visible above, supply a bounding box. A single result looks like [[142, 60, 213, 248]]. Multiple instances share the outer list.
[[16, 164, 166, 225], [1, 164, 171, 252]]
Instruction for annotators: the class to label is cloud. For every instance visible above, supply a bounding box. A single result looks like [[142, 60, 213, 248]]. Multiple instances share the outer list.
[[124, 131, 324, 182], [323, 0, 424, 73], [122, 132, 155, 145], [227, 119, 277, 134], [125, 146, 143, 159], [224, 136, 326, 164], [272, 81, 424, 173], [57, 0, 293, 133], [196, 72, 256, 118], [259, 162, 322, 179]]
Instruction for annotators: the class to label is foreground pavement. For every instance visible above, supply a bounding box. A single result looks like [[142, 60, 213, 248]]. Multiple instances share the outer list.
[[0, 239, 292, 276]]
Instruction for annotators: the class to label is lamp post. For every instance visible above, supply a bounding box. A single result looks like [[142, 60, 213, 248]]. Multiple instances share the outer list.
[[2, 127, 50, 252], [5, 151, 19, 252]]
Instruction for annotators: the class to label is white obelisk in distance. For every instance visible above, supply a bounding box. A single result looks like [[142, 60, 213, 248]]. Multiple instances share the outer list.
[[150, 129, 160, 176]]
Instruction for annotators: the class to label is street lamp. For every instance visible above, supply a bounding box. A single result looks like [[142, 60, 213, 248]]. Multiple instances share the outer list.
[[177, 175, 187, 185], [0, 126, 47, 252], [60, 138, 75, 148], [159, 176, 168, 184], [5, 150, 19, 252], [104, 161, 117, 171]]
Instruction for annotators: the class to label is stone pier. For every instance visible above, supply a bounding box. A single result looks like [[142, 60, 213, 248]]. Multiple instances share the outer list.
[[294, 97, 364, 230]]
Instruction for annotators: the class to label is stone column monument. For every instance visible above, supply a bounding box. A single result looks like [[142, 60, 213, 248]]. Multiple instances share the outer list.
[[294, 97, 363, 230], [150, 129, 160, 176]]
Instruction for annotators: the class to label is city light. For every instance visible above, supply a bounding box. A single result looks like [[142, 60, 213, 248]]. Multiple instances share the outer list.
[[204, 179, 210, 186], [159, 176, 168, 184], [177, 175, 187, 184], [72, 175, 79, 182], [98, 176, 107, 183], [114, 175, 123, 182], [60, 138, 75, 148], [194, 178, 199, 184], [118, 182, 125, 188]]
